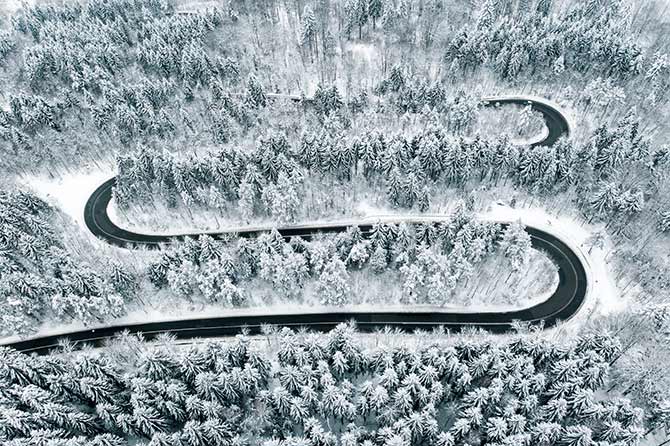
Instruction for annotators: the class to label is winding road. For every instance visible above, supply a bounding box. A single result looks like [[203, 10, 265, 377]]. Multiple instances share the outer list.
[[4, 97, 583, 354]]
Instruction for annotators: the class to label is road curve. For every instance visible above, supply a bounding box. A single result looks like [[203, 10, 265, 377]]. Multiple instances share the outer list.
[[4, 97, 581, 354], [84, 96, 569, 249], [481, 96, 570, 148]]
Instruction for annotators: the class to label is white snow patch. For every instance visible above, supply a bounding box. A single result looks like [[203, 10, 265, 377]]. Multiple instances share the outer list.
[[355, 200, 386, 217], [509, 124, 549, 147], [0, 319, 91, 346], [19, 166, 115, 228], [276, 4, 292, 32], [346, 42, 377, 65], [1, 0, 32, 15]]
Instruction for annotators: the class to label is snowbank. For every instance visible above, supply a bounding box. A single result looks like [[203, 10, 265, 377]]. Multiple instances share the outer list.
[[510, 123, 549, 146]]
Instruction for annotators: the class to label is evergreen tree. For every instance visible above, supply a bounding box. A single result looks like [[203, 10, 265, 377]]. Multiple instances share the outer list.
[[418, 187, 431, 212], [262, 172, 301, 225], [388, 65, 406, 93], [247, 75, 267, 108], [590, 181, 620, 217], [300, 5, 318, 52], [317, 257, 350, 306], [106, 261, 138, 298], [386, 168, 403, 206], [658, 210, 670, 232], [368, 0, 383, 28], [354, 0, 369, 39], [346, 240, 370, 269], [476, 0, 497, 30], [499, 221, 532, 272], [553, 54, 565, 76], [369, 244, 388, 273], [237, 179, 256, 223], [536, 0, 552, 16], [400, 263, 425, 303], [344, 0, 368, 39]]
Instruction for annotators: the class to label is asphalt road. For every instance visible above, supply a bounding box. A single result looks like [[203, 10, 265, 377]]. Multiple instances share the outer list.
[[4, 97, 581, 354], [482, 97, 569, 147]]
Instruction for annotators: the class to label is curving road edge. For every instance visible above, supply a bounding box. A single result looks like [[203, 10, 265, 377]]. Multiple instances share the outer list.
[[4, 97, 581, 355]]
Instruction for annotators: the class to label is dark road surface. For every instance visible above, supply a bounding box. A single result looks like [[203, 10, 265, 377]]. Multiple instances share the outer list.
[[483, 97, 569, 147], [4, 97, 581, 354]]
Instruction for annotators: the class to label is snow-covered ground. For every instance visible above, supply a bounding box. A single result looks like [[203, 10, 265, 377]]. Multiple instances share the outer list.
[[9, 88, 621, 344], [19, 164, 115, 230], [17, 161, 621, 319], [351, 202, 624, 322], [347, 43, 376, 65], [1, 0, 49, 17], [509, 124, 549, 147], [1, 0, 30, 15]]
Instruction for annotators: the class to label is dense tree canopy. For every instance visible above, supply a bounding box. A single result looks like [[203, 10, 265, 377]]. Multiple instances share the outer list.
[[113, 108, 658, 231], [447, 0, 644, 81], [0, 1, 669, 444], [0, 190, 135, 336], [0, 324, 647, 446], [146, 201, 537, 309]]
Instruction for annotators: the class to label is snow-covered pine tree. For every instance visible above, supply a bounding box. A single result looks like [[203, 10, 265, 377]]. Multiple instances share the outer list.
[[499, 220, 532, 272], [317, 257, 351, 306], [247, 75, 267, 108]]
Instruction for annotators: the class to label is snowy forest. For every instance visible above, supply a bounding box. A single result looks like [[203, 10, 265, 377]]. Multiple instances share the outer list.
[[1, 0, 670, 445], [0, 324, 657, 446]]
